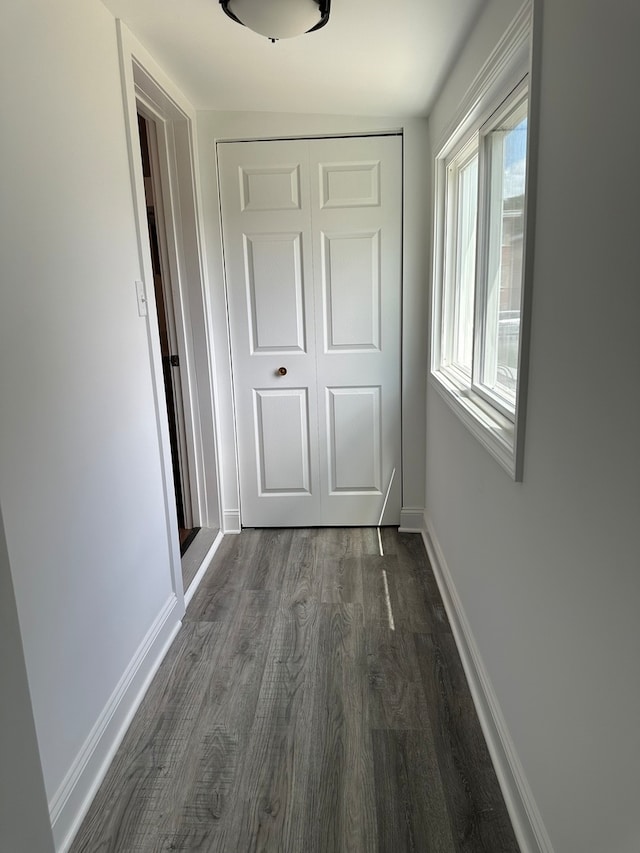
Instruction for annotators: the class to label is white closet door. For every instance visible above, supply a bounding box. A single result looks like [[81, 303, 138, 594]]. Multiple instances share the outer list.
[[309, 136, 402, 524], [218, 140, 320, 526], [218, 135, 402, 527]]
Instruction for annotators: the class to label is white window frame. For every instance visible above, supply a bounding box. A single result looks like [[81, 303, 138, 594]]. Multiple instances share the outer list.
[[441, 134, 479, 384], [431, 1, 536, 480]]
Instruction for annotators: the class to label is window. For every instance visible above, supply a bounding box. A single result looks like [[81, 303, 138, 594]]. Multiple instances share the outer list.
[[442, 137, 478, 380], [477, 87, 528, 414], [431, 4, 534, 479]]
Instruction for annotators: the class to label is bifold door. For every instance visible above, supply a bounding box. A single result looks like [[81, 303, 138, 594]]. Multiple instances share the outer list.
[[218, 135, 402, 526]]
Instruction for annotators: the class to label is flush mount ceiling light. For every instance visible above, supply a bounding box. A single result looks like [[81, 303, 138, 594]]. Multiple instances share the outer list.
[[220, 0, 331, 41]]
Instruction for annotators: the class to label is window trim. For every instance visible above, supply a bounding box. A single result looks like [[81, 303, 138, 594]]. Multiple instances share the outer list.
[[430, 0, 536, 481]]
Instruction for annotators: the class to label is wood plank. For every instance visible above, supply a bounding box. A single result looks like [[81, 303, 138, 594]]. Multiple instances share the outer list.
[[379, 525, 399, 555], [305, 603, 378, 853], [345, 526, 381, 556], [391, 557, 444, 634], [318, 527, 384, 604], [152, 726, 238, 853], [366, 624, 430, 730], [201, 589, 280, 735], [243, 528, 294, 590], [362, 553, 400, 629], [184, 529, 260, 623], [220, 574, 320, 851], [149, 589, 280, 851], [392, 530, 452, 632], [414, 632, 520, 852], [372, 728, 456, 853], [360, 542, 444, 635], [70, 528, 520, 853], [282, 527, 322, 603], [320, 554, 364, 604]]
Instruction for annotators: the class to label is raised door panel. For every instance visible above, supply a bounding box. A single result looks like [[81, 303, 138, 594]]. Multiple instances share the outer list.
[[320, 161, 381, 208], [240, 165, 301, 211], [244, 232, 306, 353], [321, 230, 381, 351], [254, 389, 311, 494], [327, 386, 382, 493]]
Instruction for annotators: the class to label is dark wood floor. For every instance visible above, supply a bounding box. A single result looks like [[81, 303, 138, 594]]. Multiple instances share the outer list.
[[70, 528, 519, 852]]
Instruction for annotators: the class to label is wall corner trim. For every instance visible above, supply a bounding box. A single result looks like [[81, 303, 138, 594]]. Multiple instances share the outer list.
[[399, 506, 425, 533], [50, 595, 182, 853], [421, 512, 554, 853]]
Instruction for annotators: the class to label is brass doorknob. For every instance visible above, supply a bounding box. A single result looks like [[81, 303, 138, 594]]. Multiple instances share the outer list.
[[277, 366, 287, 376]]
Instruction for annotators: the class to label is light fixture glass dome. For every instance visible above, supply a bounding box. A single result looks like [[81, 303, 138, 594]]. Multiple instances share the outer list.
[[220, 0, 330, 40]]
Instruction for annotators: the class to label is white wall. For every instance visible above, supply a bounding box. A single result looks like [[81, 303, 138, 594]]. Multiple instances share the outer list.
[[196, 111, 430, 529], [426, 1, 640, 851], [0, 0, 182, 845], [0, 505, 55, 853]]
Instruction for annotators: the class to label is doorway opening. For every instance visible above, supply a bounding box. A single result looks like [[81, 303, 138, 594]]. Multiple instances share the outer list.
[[137, 113, 200, 556]]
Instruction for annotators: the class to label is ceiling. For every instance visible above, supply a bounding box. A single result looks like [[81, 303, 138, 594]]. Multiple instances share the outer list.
[[101, 0, 485, 117]]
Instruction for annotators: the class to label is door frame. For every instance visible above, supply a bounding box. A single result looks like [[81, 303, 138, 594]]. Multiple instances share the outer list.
[[116, 21, 223, 600], [201, 114, 429, 536], [137, 104, 195, 530], [217, 132, 404, 528]]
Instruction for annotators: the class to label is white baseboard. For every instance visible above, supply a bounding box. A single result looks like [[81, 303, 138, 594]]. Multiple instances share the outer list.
[[421, 513, 554, 853], [398, 506, 425, 533], [223, 509, 241, 534], [184, 529, 224, 607], [50, 595, 182, 853]]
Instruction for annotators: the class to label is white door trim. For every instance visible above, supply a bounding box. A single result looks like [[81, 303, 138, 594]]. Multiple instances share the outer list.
[[115, 21, 224, 596], [137, 103, 196, 529]]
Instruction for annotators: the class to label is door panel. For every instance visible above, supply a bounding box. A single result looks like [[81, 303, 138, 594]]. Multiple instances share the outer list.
[[254, 388, 311, 494], [327, 386, 382, 493], [322, 230, 381, 350], [219, 135, 401, 527], [319, 160, 381, 208], [244, 232, 306, 353], [240, 164, 301, 211]]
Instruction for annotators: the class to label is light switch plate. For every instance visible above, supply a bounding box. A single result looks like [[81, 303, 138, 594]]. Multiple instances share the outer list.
[[135, 280, 148, 317]]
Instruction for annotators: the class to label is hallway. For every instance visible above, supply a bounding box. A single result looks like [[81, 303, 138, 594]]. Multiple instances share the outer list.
[[70, 528, 518, 852]]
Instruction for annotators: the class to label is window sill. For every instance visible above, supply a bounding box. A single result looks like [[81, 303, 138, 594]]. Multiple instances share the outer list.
[[430, 368, 518, 479]]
